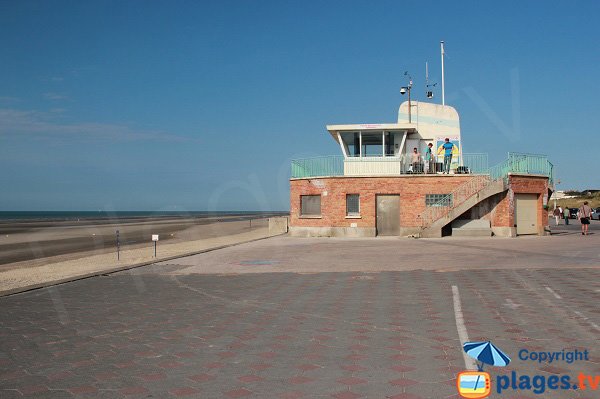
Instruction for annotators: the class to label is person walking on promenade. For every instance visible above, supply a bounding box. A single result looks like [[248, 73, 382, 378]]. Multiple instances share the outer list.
[[442, 138, 454, 174], [553, 207, 561, 226], [564, 207, 569, 225], [558, 206, 563, 224], [578, 201, 592, 235], [424, 143, 434, 173]]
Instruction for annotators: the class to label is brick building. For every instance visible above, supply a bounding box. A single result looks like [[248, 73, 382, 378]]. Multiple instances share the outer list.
[[289, 101, 553, 238]]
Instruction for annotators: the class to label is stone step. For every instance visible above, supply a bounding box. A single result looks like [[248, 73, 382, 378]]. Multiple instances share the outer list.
[[452, 228, 493, 237], [452, 219, 491, 229]]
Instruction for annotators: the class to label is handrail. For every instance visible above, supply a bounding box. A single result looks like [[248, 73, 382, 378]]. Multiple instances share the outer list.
[[420, 153, 553, 229]]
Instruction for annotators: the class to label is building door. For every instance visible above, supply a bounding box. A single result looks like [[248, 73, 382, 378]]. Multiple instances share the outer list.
[[515, 193, 538, 235], [376, 195, 400, 236]]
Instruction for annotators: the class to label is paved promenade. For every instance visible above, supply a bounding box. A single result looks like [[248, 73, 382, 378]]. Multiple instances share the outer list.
[[1, 222, 599, 398]]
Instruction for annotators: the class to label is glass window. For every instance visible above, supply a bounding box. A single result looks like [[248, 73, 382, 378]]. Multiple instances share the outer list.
[[361, 132, 383, 157], [340, 132, 360, 157], [301, 195, 321, 216], [425, 194, 453, 207], [384, 132, 395, 156], [346, 194, 360, 216]]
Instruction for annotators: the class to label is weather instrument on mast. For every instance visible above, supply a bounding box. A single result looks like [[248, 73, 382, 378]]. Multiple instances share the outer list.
[[425, 61, 437, 99]]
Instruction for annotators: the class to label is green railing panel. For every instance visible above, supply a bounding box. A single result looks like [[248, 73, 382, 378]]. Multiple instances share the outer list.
[[290, 152, 553, 181], [291, 156, 344, 178], [462, 153, 488, 173]]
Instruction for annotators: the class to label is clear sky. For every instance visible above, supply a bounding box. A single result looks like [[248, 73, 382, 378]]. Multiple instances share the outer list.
[[1, 1, 598, 211]]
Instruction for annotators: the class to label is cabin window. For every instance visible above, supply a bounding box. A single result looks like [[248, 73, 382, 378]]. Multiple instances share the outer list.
[[300, 195, 321, 216], [361, 132, 383, 156], [340, 132, 360, 157], [346, 194, 360, 216], [384, 132, 395, 156], [425, 194, 453, 207]]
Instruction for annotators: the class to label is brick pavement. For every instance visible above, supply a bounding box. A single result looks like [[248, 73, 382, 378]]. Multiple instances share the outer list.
[[2, 231, 600, 398]]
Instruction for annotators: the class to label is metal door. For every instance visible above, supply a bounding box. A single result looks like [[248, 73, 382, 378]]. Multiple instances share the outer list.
[[515, 193, 538, 235], [376, 195, 400, 236]]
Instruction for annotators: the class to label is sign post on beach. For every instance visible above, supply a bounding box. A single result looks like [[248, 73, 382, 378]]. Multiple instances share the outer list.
[[152, 234, 159, 257], [116, 230, 120, 261]]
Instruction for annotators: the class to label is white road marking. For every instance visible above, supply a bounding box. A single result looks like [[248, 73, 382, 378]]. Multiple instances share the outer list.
[[544, 283, 600, 332], [545, 286, 562, 299], [503, 298, 522, 309], [573, 310, 600, 332], [452, 285, 477, 370]]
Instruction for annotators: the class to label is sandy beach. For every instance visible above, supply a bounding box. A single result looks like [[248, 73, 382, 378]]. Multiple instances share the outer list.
[[0, 214, 282, 268], [0, 214, 287, 294]]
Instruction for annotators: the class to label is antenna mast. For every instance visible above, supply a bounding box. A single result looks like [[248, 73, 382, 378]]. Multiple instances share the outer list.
[[440, 41, 445, 106]]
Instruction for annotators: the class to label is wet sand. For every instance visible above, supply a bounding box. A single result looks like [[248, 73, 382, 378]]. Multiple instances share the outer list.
[[0, 214, 284, 269]]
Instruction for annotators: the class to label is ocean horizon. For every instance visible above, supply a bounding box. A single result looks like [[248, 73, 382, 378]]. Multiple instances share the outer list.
[[0, 210, 289, 222]]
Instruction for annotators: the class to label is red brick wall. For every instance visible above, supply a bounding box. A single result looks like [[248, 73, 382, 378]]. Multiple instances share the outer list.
[[290, 174, 550, 233], [290, 176, 474, 228], [509, 174, 549, 232]]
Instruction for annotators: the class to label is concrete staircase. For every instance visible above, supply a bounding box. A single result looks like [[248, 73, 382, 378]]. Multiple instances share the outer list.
[[452, 219, 493, 237], [420, 179, 506, 238]]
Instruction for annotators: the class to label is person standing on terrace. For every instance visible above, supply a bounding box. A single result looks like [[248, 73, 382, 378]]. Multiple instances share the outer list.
[[424, 143, 434, 173], [442, 138, 454, 174]]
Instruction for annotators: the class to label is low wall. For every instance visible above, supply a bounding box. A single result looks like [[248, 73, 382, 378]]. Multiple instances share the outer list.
[[268, 217, 289, 235]]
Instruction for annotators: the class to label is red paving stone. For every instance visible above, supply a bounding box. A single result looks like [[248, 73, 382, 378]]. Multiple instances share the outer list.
[[289, 376, 315, 384], [387, 394, 425, 399], [390, 365, 416, 372], [224, 387, 253, 398], [297, 364, 321, 371], [249, 363, 273, 371], [237, 374, 264, 383], [169, 387, 200, 396], [389, 378, 419, 387], [279, 391, 305, 399], [139, 373, 166, 381], [330, 391, 362, 399], [68, 385, 98, 395], [336, 377, 368, 386], [120, 386, 150, 395], [188, 373, 215, 383], [19, 385, 49, 395], [341, 364, 367, 372]]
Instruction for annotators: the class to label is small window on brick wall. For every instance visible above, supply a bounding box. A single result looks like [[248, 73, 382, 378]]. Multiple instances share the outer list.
[[300, 195, 321, 216], [346, 194, 360, 216], [425, 194, 453, 207]]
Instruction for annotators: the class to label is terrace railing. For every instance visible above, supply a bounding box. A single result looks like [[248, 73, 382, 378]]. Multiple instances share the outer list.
[[291, 156, 344, 178], [290, 153, 490, 178]]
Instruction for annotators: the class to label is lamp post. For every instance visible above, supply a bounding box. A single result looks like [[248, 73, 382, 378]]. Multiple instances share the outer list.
[[400, 72, 413, 123]]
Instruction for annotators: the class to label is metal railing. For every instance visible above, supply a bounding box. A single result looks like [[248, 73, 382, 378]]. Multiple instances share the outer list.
[[291, 156, 344, 178], [291, 153, 490, 178], [420, 152, 554, 229], [420, 174, 492, 228], [462, 153, 489, 173]]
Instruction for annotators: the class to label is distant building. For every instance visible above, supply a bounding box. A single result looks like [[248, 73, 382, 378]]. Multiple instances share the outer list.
[[553, 190, 576, 200], [289, 100, 554, 237]]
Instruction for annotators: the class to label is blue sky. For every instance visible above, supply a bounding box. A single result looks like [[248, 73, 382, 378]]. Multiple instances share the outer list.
[[1, 1, 598, 211]]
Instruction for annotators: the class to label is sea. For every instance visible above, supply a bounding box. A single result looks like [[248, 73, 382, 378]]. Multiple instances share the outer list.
[[0, 211, 288, 222]]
